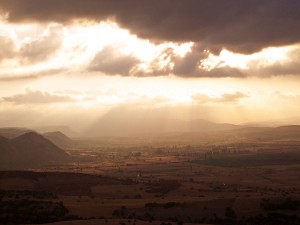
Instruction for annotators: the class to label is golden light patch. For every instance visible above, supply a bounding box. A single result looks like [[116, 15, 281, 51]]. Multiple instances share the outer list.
[[199, 46, 293, 71]]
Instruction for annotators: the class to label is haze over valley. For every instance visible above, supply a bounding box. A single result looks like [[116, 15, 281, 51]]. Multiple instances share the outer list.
[[1, 1, 300, 224]]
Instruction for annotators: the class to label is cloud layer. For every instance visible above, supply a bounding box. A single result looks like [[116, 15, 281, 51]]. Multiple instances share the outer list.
[[1, 0, 300, 53], [19, 25, 63, 63], [0, 1, 300, 80], [0, 35, 15, 62], [88, 46, 139, 75], [192, 92, 248, 104], [2, 89, 75, 104]]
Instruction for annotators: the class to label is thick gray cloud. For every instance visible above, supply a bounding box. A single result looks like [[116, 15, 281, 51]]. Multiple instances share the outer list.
[[172, 46, 244, 78], [173, 50, 206, 75], [88, 46, 139, 75], [192, 92, 248, 103], [135, 44, 300, 78], [2, 90, 75, 104], [138, 45, 244, 78], [1, 0, 300, 53]]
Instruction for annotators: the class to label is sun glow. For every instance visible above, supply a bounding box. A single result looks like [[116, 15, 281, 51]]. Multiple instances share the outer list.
[[199, 46, 293, 72], [0, 20, 195, 78], [1, 19, 300, 116], [7, 18, 294, 80]]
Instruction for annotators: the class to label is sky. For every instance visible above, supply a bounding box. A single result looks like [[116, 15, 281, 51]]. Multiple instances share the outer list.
[[0, 0, 300, 134]]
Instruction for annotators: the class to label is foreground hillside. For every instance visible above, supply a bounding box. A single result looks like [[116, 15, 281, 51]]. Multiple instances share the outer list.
[[0, 158, 299, 225]]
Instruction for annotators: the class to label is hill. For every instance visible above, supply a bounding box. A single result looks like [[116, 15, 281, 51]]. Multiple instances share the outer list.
[[187, 119, 239, 132], [0, 132, 71, 170], [35, 126, 79, 138], [0, 127, 33, 139], [86, 110, 240, 137], [43, 131, 74, 149], [230, 125, 300, 142]]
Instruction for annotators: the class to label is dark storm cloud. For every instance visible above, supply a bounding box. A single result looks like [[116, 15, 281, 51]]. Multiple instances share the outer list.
[[172, 46, 244, 78], [2, 90, 75, 104], [88, 46, 139, 75], [173, 50, 206, 76], [1, 0, 300, 53], [144, 46, 209, 76]]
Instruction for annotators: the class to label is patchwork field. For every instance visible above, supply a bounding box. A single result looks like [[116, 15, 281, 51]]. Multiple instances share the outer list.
[[1, 148, 300, 225]]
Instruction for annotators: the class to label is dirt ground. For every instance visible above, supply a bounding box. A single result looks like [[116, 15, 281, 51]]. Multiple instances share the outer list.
[[1, 150, 300, 225]]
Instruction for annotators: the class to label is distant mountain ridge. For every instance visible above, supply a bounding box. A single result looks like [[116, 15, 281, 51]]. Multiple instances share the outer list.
[[43, 131, 74, 149], [35, 126, 79, 137], [187, 119, 239, 132], [0, 131, 71, 170], [236, 125, 300, 141], [86, 117, 241, 137], [0, 127, 34, 139]]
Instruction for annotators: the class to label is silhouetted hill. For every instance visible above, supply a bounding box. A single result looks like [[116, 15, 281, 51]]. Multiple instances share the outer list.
[[0, 136, 19, 162], [43, 131, 74, 149], [0, 132, 71, 170], [35, 126, 79, 137], [0, 135, 10, 146]]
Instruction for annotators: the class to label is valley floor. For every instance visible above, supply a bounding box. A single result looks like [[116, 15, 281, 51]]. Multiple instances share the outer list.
[[1, 149, 300, 225]]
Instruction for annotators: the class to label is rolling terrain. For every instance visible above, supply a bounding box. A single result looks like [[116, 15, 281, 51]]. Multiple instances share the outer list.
[[0, 131, 71, 170], [43, 131, 75, 149], [1, 123, 300, 224]]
